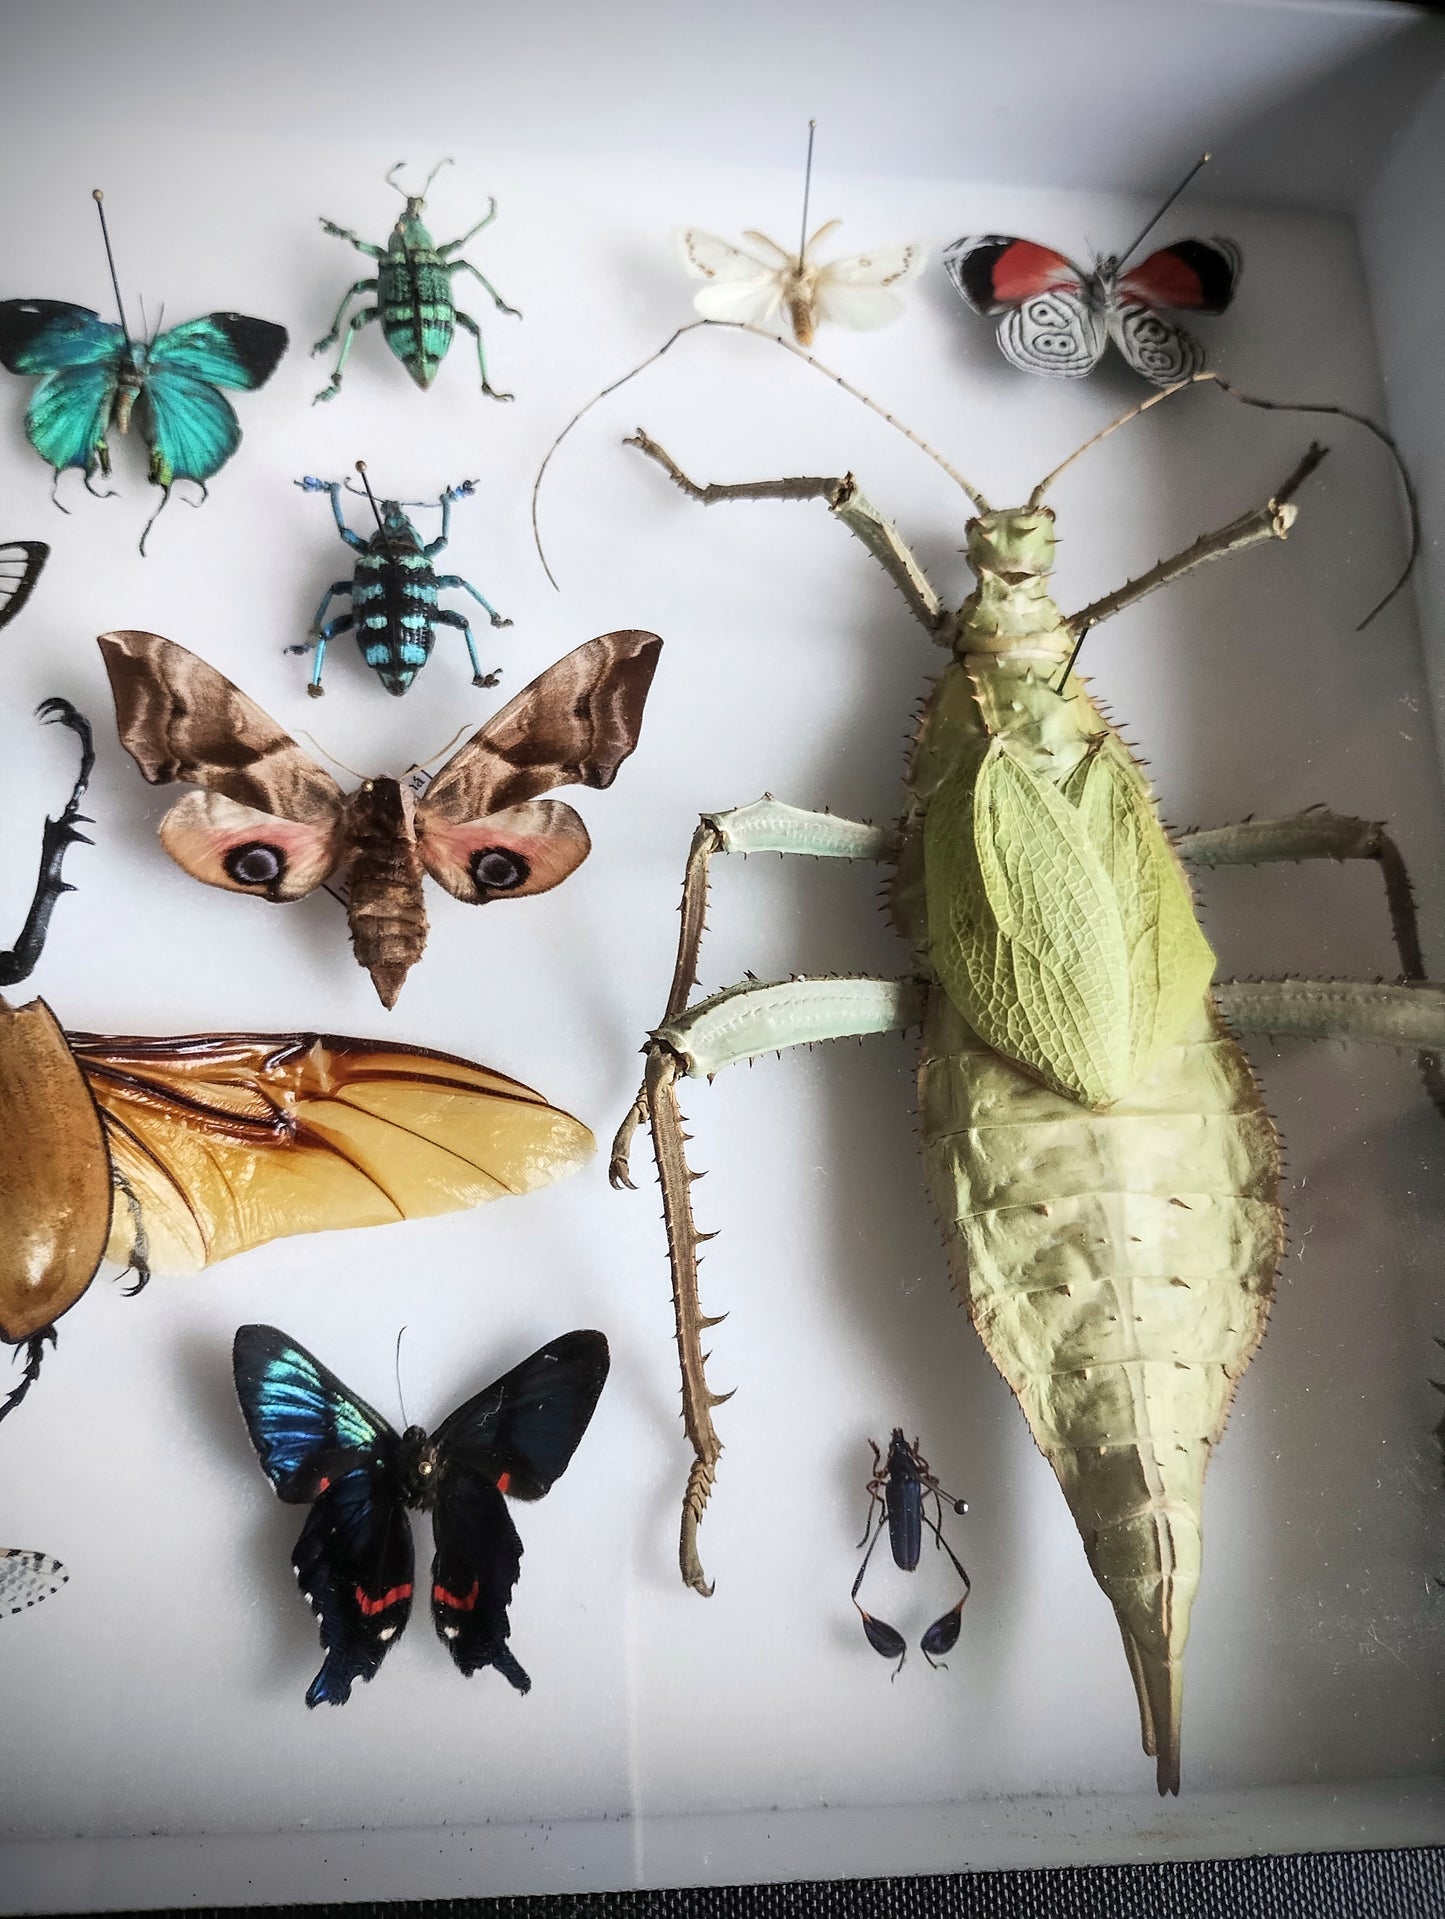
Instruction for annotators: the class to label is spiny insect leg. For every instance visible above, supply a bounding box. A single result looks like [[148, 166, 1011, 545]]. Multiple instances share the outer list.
[[1216, 978, 1445, 1049], [1179, 809, 1445, 1115]]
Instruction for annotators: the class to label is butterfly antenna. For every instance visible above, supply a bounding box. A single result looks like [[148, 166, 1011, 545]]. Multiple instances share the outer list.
[[395, 1325, 409, 1427], [1116, 153, 1211, 271], [1028, 369, 1417, 629], [532, 318, 989, 585], [91, 190, 132, 343], [798, 118, 817, 263], [355, 460, 386, 534]]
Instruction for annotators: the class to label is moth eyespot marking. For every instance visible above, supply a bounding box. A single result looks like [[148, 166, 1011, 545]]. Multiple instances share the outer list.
[[224, 842, 285, 888], [471, 846, 529, 893]]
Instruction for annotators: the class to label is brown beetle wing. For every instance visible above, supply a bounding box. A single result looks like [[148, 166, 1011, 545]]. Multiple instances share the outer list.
[[0, 999, 111, 1342], [68, 1028, 595, 1275]]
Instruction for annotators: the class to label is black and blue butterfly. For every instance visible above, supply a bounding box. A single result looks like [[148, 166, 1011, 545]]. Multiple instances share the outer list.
[[0, 301, 287, 549], [232, 1324, 610, 1707]]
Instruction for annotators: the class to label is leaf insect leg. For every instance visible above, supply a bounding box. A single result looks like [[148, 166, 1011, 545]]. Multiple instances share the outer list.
[[1176, 810, 1445, 1116], [0, 700, 94, 990], [453, 309, 513, 403], [611, 797, 918, 1595], [313, 305, 380, 405]]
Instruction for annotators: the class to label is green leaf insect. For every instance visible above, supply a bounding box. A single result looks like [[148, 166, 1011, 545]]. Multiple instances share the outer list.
[[313, 158, 521, 404], [584, 325, 1436, 1797], [0, 193, 288, 554]]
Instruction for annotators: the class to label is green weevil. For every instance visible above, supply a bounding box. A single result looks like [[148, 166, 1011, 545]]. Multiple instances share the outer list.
[[591, 340, 1443, 1796], [312, 159, 520, 404]]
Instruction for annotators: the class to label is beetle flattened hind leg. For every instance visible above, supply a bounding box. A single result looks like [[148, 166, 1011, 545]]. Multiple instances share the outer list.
[[1180, 808, 1445, 1116], [453, 310, 512, 402]]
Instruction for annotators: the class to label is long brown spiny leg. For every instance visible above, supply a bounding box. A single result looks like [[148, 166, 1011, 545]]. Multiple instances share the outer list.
[[625, 432, 946, 635], [1179, 809, 1445, 1117]]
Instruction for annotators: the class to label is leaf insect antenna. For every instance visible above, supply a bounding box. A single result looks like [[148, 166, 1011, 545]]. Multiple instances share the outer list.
[[1027, 370, 1415, 629], [1114, 153, 1211, 273], [532, 319, 991, 588], [91, 189, 131, 344], [797, 118, 817, 263]]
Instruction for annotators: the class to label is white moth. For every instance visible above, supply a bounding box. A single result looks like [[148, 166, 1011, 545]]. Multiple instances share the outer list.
[[679, 122, 924, 348], [679, 225, 925, 347], [1, 1547, 68, 1616]]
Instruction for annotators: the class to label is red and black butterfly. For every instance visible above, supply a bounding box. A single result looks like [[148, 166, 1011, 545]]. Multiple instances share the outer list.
[[943, 231, 1239, 385], [233, 1325, 609, 1705], [942, 160, 1240, 386]]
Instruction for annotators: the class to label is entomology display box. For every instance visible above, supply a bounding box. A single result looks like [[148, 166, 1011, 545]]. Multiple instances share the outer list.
[[1, 0, 1443, 1908]]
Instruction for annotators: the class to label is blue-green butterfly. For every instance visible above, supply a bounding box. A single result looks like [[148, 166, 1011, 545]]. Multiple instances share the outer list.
[[0, 195, 287, 551]]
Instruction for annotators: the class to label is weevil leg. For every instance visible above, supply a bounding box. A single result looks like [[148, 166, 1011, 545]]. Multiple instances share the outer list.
[[453, 310, 513, 402], [318, 221, 385, 261], [310, 479, 367, 552], [286, 581, 353, 662], [303, 619, 352, 698], [626, 430, 946, 638], [435, 573, 513, 630], [1062, 444, 1326, 639], [431, 606, 501, 687], [438, 201, 498, 255], [312, 277, 379, 353], [0, 700, 94, 988], [449, 256, 521, 318], [1215, 978, 1445, 1049], [611, 800, 900, 1187], [1178, 808, 1445, 1115], [313, 307, 379, 404], [630, 975, 925, 1595]]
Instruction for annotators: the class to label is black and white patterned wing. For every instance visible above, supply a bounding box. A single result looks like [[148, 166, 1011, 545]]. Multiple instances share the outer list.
[[0, 1546, 68, 1615], [0, 542, 48, 631], [1107, 301, 1205, 386]]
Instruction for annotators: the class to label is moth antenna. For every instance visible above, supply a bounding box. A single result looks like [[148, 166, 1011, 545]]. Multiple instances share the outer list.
[[798, 118, 817, 264], [299, 731, 369, 782], [532, 319, 989, 587], [91, 189, 132, 344], [354, 461, 386, 534], [394, 1325, 409, 1427], [1115, 153, 1211, 270], [1027, 370, 1417, 629], [416, 723, 471, 770]]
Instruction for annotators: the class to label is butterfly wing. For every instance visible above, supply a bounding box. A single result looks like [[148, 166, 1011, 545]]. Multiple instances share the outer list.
[[811, 242, 925, 332], [137, 368, 241, 486], [0, 302, 124, 475], [1106, 302, 1204, 385], [71, 1031, 595, 1276], [0, 542, 49, 631], [147, 314, 289, 389], [428, 1331, 610, 1687], [678, 230, 786, 327], [233, 1327, 412, 1706], [433, 1330, 611, 1500], [429, 1467, 528, 1688], [1117, 239, 1241, 316], [1, 1548, 69, 1616], [416, 631, 660, 901], [942, 236, 1105, 378]]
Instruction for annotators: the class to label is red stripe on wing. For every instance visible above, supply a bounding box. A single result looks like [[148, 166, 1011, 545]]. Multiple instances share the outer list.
[[434, 1578, 481, 1612], [355, 1581, 412, 1615]]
